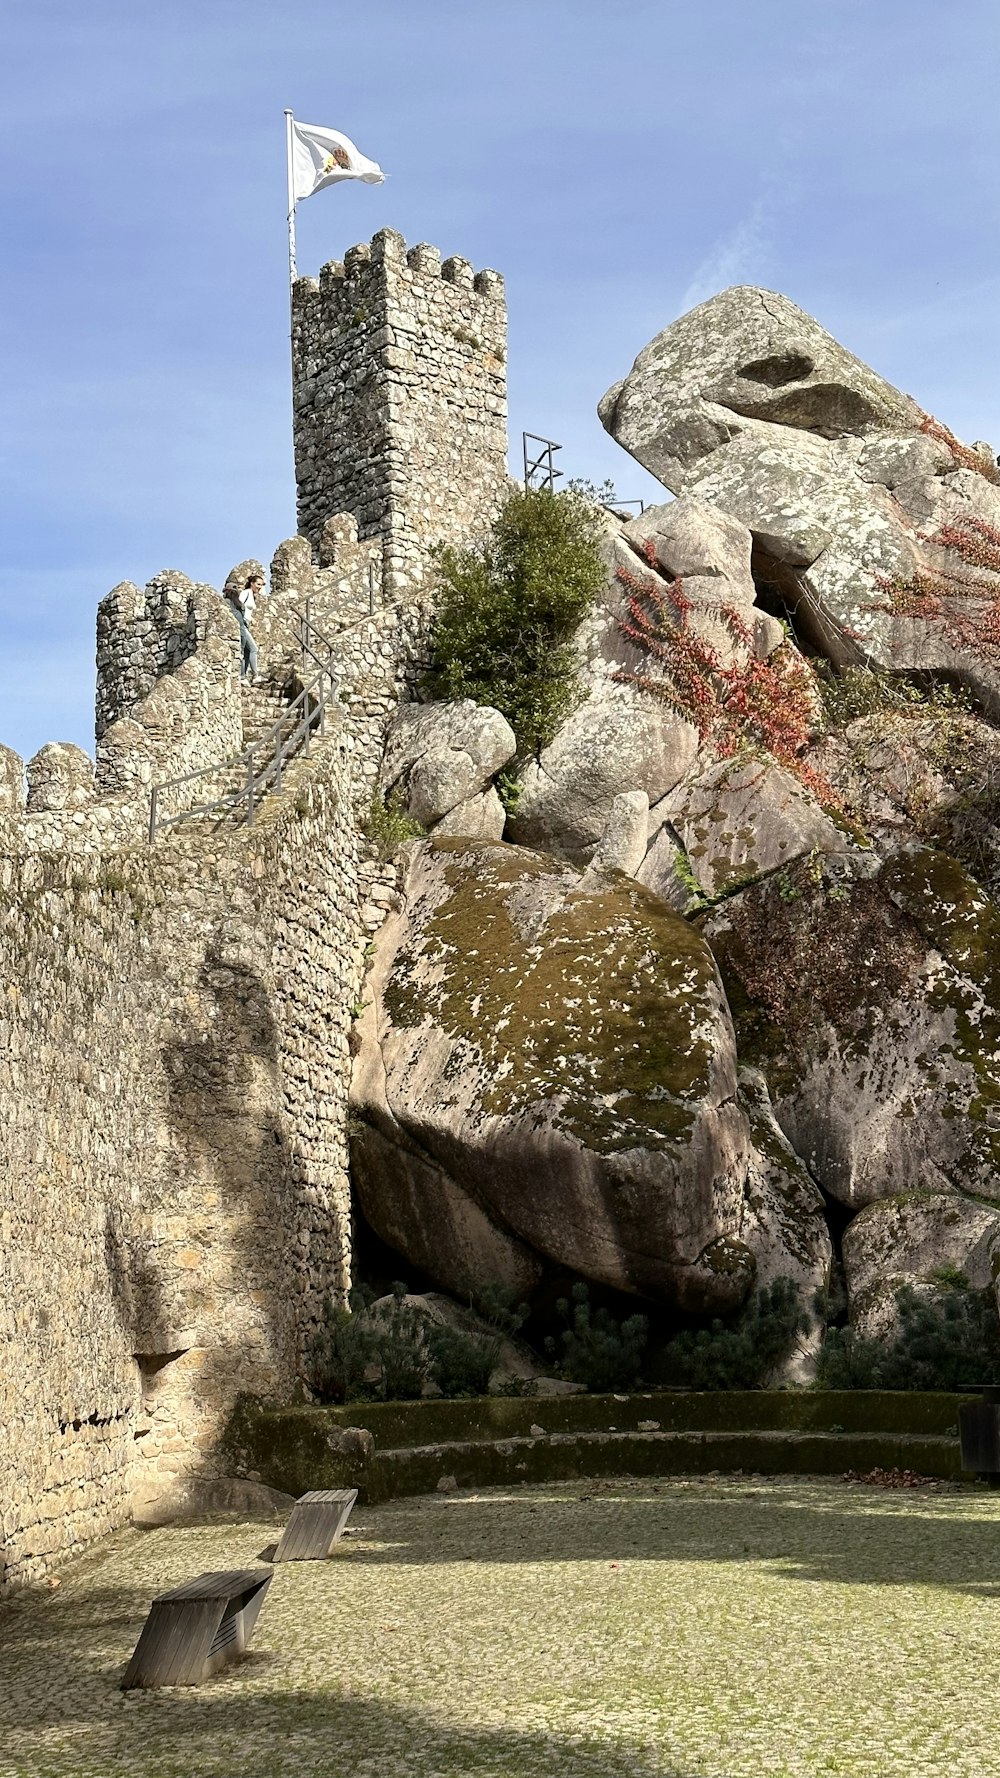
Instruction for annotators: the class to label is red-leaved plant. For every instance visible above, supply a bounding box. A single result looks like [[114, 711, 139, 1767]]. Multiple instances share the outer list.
[[614, 541, 834, 805], [874, 515, 1000, 667]]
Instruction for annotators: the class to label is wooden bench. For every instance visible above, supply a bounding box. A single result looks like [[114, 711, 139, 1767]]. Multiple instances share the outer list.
[[273, 1488, 358, 1561], [121, 1567, 273, 1689]]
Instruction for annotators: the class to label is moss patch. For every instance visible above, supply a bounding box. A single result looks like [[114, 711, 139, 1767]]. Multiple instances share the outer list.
[[384, 843, 727, 1155]]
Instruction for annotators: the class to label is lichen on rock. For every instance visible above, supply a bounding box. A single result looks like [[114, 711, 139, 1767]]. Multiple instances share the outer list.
[[351, 837, 754, 1309]]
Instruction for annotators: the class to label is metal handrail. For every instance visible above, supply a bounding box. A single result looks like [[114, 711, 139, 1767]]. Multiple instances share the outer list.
[[148, 591, 405, 842], [522, 430, 563, 492]]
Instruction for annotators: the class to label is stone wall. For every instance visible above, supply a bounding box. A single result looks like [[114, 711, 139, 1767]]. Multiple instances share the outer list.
[[96, 571, 230, 742], [0, 511, 426, 1588], [292, 228, 509, 591], [0, 723, 366, 1585], [1, 220, 511, 1587]]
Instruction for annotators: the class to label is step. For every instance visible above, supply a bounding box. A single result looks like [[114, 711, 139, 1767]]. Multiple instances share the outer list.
[[224, 1392, 968, 1505], [362, 1429, 963, 1503]]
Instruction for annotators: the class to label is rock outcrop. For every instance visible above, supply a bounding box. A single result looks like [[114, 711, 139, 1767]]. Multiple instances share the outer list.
[[600, 285, 1000, 713], [508, 499, 769, 857], [380, 699, 515, 838], [842, 1193, 1000, 1339], [704, 848, 1000, 1209], [351, 838, 755, 1309], [737, 1068, 833, 1382], [356, 284, 1000, 1372]]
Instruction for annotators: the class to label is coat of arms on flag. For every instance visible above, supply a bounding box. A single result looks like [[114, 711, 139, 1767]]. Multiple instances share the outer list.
[[290, 120, 385, 199]]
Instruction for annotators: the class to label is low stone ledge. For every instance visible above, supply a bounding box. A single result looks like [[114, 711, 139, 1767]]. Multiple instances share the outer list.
[[224, 1392, 966, 1503]]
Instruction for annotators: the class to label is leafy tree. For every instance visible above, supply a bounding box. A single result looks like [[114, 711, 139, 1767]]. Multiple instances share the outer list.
[[428, 487, 606, 757]]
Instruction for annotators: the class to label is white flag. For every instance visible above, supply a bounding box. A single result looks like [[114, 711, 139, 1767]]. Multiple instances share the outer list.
[[291, 120, 385, 199]]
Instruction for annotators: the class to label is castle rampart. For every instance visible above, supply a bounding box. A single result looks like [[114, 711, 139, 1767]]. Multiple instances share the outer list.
[[2, 223, 507, 1588], [0, 528, 422, 1586], [0, 725, 365, 1584], [292, 227, 509, 590]]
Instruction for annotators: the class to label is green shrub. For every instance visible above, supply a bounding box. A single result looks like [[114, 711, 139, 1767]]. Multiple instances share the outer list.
[[372, 1283, 431, 1400], [308, 1287, 384, 1404], [816, 1276, 1000, 1391], [427, 1323, 503, 1397], [309, 1282, 429, 1403], [362, 788, 424, 859], [546, 1282, 648, 1392], [466, 1281, 529, 1338], [655, 1278, 808, 1391], [427, 486, 606, 757]]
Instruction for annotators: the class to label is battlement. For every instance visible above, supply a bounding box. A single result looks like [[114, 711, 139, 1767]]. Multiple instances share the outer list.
[[294, 225, 506, 307], [292, 228, 509, 590]]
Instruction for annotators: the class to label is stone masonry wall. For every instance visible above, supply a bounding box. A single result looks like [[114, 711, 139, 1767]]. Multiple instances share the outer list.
[[0, 512, 427, 1589], [96, 571, 229, 742], [2, 220, 510, 1587], [292, 228, 508, 592], [0, 723, 367, 1586]]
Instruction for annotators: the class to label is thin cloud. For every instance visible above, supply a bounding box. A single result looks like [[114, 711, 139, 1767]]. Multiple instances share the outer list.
[[678, 202, 772, 314]]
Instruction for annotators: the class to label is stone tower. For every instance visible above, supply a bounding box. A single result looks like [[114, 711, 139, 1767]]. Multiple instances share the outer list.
[[291, 227, 509, 592]]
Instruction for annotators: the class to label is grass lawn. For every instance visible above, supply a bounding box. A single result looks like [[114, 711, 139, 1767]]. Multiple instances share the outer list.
[[1, 1475, 999, 1778]]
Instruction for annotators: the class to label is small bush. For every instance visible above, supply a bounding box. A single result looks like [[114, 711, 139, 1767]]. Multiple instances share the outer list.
[[427, 1323, 503, 1397], [373, 1282, 431, 1400], [546, 1282, 648, 1393], [362, 788, 423, 859], [308, 1286, 384, 1404], [655, 1278, 808, 1391], [815, 1276, 1000, 1392], [427, 486, 606, 757], [466, 1281, 529, 1338], [308, 1282, 429, 1403]]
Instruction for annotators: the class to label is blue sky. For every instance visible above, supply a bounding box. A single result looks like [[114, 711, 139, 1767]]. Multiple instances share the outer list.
[[2, 0, 999, 761]]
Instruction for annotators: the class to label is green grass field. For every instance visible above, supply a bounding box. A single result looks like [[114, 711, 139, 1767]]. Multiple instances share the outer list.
[[2, 1476, 999, 1778]]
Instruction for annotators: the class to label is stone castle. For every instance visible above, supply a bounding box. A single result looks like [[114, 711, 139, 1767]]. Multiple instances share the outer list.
[[0, 228, 509, 1589]]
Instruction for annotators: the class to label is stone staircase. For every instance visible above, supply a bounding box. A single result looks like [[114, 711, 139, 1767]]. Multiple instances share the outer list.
[[241, 672, 297, 749], [148, 631, 341, 841]]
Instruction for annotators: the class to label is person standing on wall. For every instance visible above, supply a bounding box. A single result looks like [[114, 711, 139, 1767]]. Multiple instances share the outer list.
[[225, 568, 264, 681]]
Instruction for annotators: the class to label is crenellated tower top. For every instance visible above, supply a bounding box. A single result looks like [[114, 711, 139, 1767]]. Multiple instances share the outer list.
[[291, 227, 509, 593]]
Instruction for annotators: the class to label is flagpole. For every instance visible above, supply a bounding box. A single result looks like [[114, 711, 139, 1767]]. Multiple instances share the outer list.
[[284, 109, 297, 287]]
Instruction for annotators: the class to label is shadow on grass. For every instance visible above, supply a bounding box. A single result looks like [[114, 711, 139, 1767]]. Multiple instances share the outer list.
[[0, 1576, 713, 1778], [339, 1481, 1000, 1596]]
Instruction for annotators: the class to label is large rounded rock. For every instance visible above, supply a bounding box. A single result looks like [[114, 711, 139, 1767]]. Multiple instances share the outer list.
[[842, 1192, 1000, 1339], [705, 847, 1000, 1208], [380, 700, 516, 826], [599, 285, 917, 494], [350, 838, 753, 1309], [600, 286, 1000, 713]]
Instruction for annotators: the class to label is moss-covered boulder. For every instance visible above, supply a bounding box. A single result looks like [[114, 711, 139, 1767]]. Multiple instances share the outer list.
[[350, 838, 753, 1310], [704, 846, 1000, 1208], [842, 1191, 1000, 1338]]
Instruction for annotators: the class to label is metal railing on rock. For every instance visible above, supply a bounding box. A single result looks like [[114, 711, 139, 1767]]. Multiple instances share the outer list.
[[148, 598, 400, 842]]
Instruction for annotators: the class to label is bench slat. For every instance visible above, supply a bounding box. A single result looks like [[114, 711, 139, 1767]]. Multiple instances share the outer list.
[[121, 1567, 273, 1689], [274, 1488, 358, 1561]]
